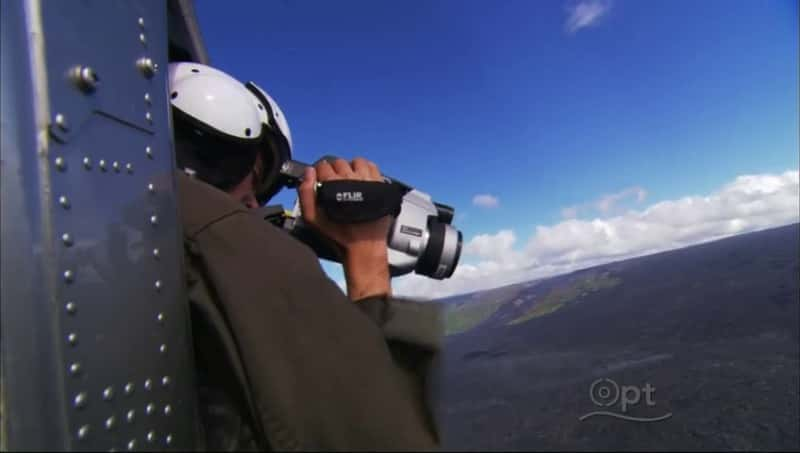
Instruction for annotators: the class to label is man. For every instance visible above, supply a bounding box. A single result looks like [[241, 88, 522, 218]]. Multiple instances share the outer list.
[[169, 62, 442, 451]]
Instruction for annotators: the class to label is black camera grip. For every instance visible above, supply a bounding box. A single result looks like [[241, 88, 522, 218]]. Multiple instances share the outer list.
[[316, 180, 403, 224]]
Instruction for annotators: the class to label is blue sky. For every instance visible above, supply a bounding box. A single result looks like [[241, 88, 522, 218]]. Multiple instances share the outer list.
[[194, 0, 799, 297]]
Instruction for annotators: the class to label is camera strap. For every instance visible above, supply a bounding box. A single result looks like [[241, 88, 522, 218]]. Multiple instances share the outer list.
[[316, 180, 403, 224]]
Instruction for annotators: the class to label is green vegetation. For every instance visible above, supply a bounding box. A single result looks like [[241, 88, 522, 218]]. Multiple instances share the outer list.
[[508, 272, 622, 326], [445, 299, 505, 335], [508, 301, 565, 325], [444, 282, 533, 335]]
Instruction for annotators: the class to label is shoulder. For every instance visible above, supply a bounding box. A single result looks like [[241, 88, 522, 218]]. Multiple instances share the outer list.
[[176, 171, 248, 237], [175, 171, 320, 266]]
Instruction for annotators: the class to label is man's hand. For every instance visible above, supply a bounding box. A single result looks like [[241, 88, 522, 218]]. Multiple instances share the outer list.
[[297, 157, 392, 301]]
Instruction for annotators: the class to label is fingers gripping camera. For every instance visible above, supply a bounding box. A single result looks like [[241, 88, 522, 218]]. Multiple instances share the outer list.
[[266, 159, 463, 280]]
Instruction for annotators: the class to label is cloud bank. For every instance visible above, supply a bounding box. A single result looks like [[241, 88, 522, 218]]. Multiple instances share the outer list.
[[394, 170, 800, 299], [562, 186, 648, 219]]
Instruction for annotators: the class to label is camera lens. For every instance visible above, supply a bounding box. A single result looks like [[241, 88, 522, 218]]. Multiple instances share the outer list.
[[416, 218, 446, 278], [445, 230, 463, 279], [438, 225, 461, 279], [416, 218, 463, 279]]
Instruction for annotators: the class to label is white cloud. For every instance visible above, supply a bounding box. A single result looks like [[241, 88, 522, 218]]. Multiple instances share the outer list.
[[595, 186, 647, 213], [473, 194, 500, 209], [464, 230, 515, 259], [562, 186, 647, 219], [565, 0, 611, 34], [394, 170, 800, 300]]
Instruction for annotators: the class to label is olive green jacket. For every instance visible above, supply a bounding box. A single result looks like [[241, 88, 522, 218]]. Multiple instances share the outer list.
[[176, 172, 442, 451]]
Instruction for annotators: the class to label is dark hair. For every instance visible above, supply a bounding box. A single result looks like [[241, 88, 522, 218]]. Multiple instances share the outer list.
[[172, 107, 261, 192]]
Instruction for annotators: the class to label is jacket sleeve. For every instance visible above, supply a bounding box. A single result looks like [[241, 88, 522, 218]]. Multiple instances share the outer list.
[[350, 294, 445, 445]]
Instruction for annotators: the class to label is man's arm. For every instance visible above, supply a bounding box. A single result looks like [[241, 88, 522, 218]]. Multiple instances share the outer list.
[[294, 156, 444, 446], [296, 157, 394, 302]]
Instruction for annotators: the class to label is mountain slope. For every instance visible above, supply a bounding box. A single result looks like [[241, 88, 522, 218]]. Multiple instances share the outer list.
[[437, 223, 799, 451]]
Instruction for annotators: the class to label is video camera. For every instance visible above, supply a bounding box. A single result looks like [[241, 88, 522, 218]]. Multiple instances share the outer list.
[[258, 156, 463, 280]]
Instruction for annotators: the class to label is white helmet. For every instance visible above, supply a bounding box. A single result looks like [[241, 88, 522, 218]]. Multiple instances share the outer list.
[[168, 62, 292, 204]]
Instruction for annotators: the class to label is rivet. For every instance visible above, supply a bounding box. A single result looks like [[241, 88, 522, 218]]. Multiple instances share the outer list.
[[144, 379, 153, 391], [150, 215, 158, 225], [157, 313, 165, 323], [125, 383, 135, 395], [147, 431, 156, 443], [74, 392, 88, 409], [144, 93, 151, 104], [55, 113, 69, 131], [146, 403, 155, 415], [155, 280, 162, 291], [137, 57, 156, 78], [159, 344, 167, 354], [161, 376, 170, 387], [67, 332, 78, 346], [138, 17, 145, 27], [126, 163, 133, 173], [63, 269, 74, 283], [77, 425, 89, 440], [147, 183, 155, 193], [112, 161, 120, 172], [145, 146, 153, 158], [153, 248, 160, 259], [65, 302, 77, 314], [126, 409, 136, 423], [139, 33, 147, 44], [83, 157, 92, 169], [99, 159, 107, 171], [55, 156, 66, 170], [70, 66, 99, 93], [146, 112, 152, 123], [127, 439, 136, 451], [59, 195, 71, 209], [103, 386, 114, 401], [163, 404, 172, 416], [105, 416, 116, 430], [166, 434, 173, 446], [69, 362, 81, 375], [62, 233, 74, 246]]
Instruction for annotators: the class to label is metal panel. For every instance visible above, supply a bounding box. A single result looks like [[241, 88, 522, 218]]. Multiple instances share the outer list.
[[1, 0, 71, 449], [2, 0, 200, 450]]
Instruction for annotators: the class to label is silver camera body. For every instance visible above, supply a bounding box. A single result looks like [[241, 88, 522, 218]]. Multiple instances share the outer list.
[[383, 188, 463, 279]]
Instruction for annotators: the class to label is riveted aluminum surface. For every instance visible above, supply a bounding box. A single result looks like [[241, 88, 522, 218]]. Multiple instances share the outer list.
[[2, 0, 200, 450]]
